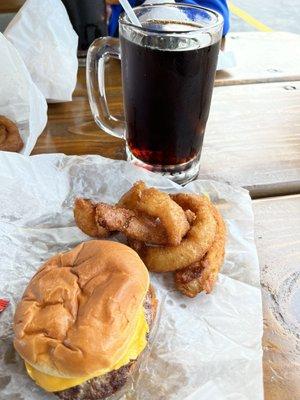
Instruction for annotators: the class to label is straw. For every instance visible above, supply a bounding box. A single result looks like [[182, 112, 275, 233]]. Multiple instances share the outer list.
[[119, 0, 142, 27]]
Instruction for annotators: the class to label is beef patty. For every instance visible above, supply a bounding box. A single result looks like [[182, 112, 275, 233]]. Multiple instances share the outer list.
[[55, 287, 157, 400]]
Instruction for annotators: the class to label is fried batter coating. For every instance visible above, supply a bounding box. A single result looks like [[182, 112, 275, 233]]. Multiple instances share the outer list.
[[138, 194, 217, 272], [175, 204, 226, 297], [0, 115, 23, 152], [118, 181, 190, 246], [118, 181, 147, 209], [95, 203, 168, 245], [74, 198, 109, 238], [185, 209, 196, 224]]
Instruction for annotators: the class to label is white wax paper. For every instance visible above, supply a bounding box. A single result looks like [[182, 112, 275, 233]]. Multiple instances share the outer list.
[[0, 153, 263, 400], [5, 0, 78, 103], [0, 33, 47, 155]]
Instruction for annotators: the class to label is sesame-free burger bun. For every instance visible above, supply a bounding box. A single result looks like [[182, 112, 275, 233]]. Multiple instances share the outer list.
[[13, 240, 150, 379]]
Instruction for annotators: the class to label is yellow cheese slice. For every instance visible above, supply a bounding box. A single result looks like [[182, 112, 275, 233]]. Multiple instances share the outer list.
[[25, 308, 148, 392]]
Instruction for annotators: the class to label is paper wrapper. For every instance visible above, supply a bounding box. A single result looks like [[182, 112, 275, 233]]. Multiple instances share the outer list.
[[0, 33, 47, 155], [0, 153, 263, 400], [5, 0, 78, 103]]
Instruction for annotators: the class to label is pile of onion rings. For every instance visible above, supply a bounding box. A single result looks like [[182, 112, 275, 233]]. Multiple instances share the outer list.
[[73, 181, 226, 298]]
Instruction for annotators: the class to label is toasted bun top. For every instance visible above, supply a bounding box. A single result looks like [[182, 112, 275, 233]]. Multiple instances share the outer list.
[[14, 240, 149, 378]]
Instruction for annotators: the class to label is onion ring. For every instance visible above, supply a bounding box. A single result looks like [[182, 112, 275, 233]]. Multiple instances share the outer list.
[[174, 204, 226, 297], [118, 181, 147, 209], [0, 116, 23, 152], [95, 203, 168, 245], [74, 198, 109, 238], [74, 181, 191, 246], [118, 181, 190, 246], [138, 194, 217, 272]]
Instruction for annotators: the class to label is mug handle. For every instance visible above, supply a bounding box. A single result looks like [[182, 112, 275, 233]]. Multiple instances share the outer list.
[[86, 37, 125, 139]]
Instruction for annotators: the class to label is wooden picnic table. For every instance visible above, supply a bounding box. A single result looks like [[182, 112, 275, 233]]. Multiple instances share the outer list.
[[32, 32, 300, 400], [33, 56, 300, 198], [254, 195, 300, 400], [0, 3, 299, 395], [0, 0, 24, 13]]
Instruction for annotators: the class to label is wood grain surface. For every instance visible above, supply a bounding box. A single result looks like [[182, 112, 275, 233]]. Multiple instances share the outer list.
[[253, 195, 300, 400], [74, 33, 300, 90], [33, 64, 300, 198], [0, 0, 24, 13], [1, 0, 299, 88], [217, 32, 300, 86], [200, 80, 300, 197]]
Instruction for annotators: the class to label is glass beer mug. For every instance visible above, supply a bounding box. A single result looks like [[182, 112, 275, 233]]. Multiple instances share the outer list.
[[87, 4, 223, 184]]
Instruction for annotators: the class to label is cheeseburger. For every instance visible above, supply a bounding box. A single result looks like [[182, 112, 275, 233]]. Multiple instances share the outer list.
[[13, 240, 157, 399]]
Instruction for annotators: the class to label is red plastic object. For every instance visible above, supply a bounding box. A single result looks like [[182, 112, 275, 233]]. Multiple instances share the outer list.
[[0, 299, 9, 313]]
